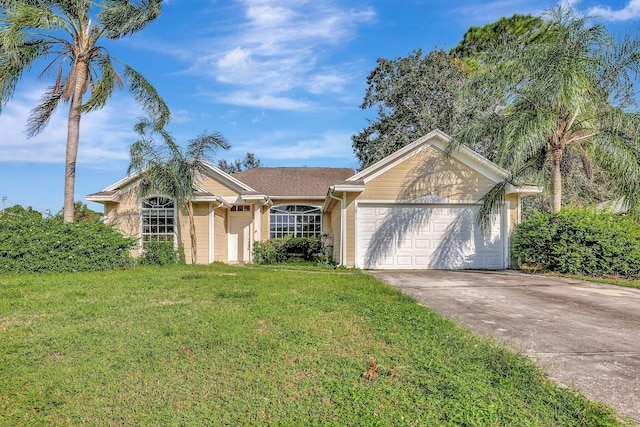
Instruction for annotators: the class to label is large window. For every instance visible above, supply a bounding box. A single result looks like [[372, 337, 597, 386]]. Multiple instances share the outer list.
[[270, 205, 321, 238], [141, 197, 175, 245]]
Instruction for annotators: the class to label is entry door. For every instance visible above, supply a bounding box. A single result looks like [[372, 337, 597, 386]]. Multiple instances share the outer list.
[[228, 208, 252, 262]]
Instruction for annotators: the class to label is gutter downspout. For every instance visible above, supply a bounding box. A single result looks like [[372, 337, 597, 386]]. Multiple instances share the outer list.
[[328, 187, 345, 266]]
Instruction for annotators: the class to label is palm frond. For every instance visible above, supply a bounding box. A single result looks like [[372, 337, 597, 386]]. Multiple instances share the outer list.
[[186, 131, 230, 165], [123, 64, 171, 127], [26, 84, 62, 136], [98, 0, 162, 39], [477, 181, 508, 233], [80, 53, 122, 112]]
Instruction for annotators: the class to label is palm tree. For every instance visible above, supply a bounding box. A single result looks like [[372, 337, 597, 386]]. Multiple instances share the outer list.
[[0, 0, 170, 222], [452, 6, 640, 225], [128, 119, 229, 264]]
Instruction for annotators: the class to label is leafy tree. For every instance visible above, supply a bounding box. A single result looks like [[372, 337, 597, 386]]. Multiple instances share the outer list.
[[0, 0, 170, 223], [352, 15, 545, 170], [55, 201, 101, 223], [217, 152, 262, 174], [128, 120, 229, 264], [352, 49, 464, 168], [451, 6, 640, 224], [2, 204, 42, 219], [451, 14, 544, 73]]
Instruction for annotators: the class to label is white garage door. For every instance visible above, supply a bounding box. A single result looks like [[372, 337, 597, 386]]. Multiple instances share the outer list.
[[356, 204, 506, 270]]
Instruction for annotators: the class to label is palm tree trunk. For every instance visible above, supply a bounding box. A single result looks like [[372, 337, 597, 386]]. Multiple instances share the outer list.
[[188, 201, 197, 264], [551, 149, 562, 213], [63, 63, 88, 223]]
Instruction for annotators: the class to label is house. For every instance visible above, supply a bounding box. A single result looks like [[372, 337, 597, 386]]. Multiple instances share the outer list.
[[87, 130, 540, 269]]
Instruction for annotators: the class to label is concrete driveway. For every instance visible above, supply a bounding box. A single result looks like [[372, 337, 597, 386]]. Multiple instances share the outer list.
[[367, 270, 640, 423]]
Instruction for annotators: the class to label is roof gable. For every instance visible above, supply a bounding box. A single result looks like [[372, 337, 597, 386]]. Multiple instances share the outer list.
[[347, 129, 508, 185], [87, 163, 255, 203]]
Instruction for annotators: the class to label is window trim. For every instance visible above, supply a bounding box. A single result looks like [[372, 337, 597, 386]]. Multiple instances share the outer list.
[[269, 204, 322, 239], [139, 195, 177, 249]]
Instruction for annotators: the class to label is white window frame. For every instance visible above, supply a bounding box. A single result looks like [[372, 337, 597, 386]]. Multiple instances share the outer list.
[[140, 196, 176, 248], [269, 204, 322, 239]]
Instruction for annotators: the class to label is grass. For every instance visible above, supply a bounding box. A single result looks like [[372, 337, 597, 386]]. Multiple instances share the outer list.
[[0, 264, 628, 426], [519, 266, 640, 290]]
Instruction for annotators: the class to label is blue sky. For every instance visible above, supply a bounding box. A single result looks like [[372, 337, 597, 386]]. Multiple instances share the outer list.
[[1, 0, 638, 213]]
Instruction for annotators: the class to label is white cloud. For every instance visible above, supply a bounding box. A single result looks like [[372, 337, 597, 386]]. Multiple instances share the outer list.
[[0, 83, 143, 165], [308, 73, 348, 95], [249, 131, 354, 161], [216, 90, 311, 110], [584, 0, 640, 21], [190, 0, 375, 109]]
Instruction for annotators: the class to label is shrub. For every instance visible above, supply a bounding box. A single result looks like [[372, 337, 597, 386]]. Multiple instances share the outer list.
[[0, 212, 136, 273], [139, 240, 180, 266], [253, 235, 334, 265], [513, 207, 640, 278]]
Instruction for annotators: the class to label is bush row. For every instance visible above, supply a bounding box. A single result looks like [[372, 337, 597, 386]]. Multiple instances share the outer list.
[[0, 213, 136, 273], [253, 235, 333, 265], [513, 207, 640, 278]]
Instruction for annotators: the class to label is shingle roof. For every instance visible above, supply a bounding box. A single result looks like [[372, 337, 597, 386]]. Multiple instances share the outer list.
[[232, 167, 356, 197]]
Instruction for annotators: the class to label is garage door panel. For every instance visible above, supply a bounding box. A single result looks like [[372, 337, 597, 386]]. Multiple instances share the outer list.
[[357, 204, 504, 270], [414, 239, 430, 249]]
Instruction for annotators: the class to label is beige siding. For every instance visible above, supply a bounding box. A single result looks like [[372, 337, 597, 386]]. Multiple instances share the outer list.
[[197, 175, 241, 198], [329, 202, 341, 264], [194, 203, 210, 264], [105, 191, 139, 238], [214, 208, 228, 262], [103, 192, 140, 258], [344, 193, 359, 267], [259, 205, 269, 242], [359, 146, 495, 202], [175, 203, 211, 265], [505, 194, 519, 231]]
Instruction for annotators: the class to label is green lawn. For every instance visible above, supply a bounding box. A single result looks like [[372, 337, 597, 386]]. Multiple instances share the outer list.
[[0, 264, 626, 426]]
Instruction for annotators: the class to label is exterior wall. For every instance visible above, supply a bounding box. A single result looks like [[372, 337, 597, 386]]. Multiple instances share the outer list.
[[358, 145, 496, 202], [329, 202, 342, 264], [104, 192, 139, 238], [341, 145, 517, 268], [259, 205, 269, 242], [192, 203, 210, 264], [505, 194, 519, 233], [103, 191, 141, 258], [213, 207, 228, 262], [344, 193, 359, 268], [197, 175, 241, 198]]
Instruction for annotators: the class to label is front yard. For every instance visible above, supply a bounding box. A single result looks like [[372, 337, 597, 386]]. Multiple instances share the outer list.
[[0, 264, 625, 425]]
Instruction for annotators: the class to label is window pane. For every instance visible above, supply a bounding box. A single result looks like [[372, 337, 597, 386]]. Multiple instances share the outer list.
[[141, 197, 175, 249], [269, 205, 322, 239]]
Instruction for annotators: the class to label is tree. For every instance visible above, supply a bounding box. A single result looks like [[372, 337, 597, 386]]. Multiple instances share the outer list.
[[451, 6, 640, 223], [128, 120, 229, 264], [0, 0, 170, 223], [2, 204, 42, 219], [55, 201, 101, 223], [352, 15, 545, 170], [352, 49, 464, 168], [217, 152, 262, 174], [451, 14, 544, 73]]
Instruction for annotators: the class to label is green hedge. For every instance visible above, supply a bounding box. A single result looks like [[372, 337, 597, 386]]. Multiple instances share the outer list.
[[253, 235, 333, 265], [139, 240, 181, 266], [0, 213, 136, 273], [513, 207, 640, 278]]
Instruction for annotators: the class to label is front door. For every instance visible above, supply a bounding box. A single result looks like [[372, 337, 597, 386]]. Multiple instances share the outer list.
[[228, 206, 252, 262]]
